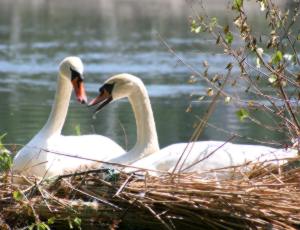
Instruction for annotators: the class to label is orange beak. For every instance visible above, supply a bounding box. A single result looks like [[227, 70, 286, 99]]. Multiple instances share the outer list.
[[88, 89, 113, 113], [71, 78, 87, 104]]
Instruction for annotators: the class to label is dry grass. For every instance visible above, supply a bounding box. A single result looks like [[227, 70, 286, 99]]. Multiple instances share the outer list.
[[1, 160, 300, 229]]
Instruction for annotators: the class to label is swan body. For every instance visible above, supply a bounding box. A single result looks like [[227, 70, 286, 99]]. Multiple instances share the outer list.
[[13, 57, 125, 178], [129, 141, 297, 174], [89, 74, 297, 175]]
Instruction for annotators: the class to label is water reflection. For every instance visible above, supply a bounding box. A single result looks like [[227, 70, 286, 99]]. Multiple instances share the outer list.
[[0, 0, 292, 150]]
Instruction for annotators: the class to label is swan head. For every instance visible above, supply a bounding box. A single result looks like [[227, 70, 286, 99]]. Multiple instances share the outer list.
[[59, 56, 87, 104], [88, 74, 142, 113]]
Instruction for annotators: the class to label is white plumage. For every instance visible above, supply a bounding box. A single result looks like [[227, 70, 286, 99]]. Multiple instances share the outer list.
[[12, 57, 125, 178], [89, 74, 297, 175]]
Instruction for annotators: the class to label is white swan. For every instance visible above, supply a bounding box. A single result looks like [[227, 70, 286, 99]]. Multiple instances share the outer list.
[[88, 74, 297, 174], [12, 57, 125, 178]]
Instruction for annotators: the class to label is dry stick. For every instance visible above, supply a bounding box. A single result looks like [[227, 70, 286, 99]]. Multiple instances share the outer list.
[[197, 1, 299, 86], [156, 33, 233, 103], [56, 168, 111, 180], [114, 174, 134, 197], [250, 18, 300, 135], [138, 201, 173, 230], [223, 47, 297, 135], [181, 135, 236, 172], [206, 5, 299, 135], [175, 68, 232, 174], [35, 183, 52, 212], [256, 50, 300, 133], [70, 172, 89, 200], [38, 147, 169, 175], [62, 179, 122, 210], [160, 10, 294, 151], [229, 51, 297, 134], [269, 0, 300, 65], [238, 62, 296, 139], [18, 188, 41, 224]]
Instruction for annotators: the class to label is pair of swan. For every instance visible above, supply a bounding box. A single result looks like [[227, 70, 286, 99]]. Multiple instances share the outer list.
[[12, 57, 125, 178], [89, 74, 298, 174], [13, 57, 297, 178]]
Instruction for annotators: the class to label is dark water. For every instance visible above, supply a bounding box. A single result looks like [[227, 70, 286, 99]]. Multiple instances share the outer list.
[[0, 0, 293, 151]]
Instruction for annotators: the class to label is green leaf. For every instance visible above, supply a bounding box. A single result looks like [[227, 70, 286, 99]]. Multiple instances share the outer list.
[[0, 133, 10, 154], [73, 217, 82, 230], [195, 26, 201, 33], [28, 224, 35, 230], [236, 108, 249, 122], [0, 133, 7, 142], [13, 190, 23, 201], [47, 217, 55, 225], [225, 32, 234, 45], [271, 50, 283, 65], [36, 222, 50, 230], [297, 35, 300, 40], [210, 17, 217, 27], [268, 74, 277, 84], [74, 124, 81, 136], [0, 152, 12, 171], [233, 0, 243, 10], [191, 20, 201, 33]]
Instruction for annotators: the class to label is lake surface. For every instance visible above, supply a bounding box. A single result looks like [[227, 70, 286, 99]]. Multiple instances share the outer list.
[[0, 0, 294, 152]]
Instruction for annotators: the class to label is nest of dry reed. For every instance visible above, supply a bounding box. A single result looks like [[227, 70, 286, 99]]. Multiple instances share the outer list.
[[1, 160, 300, 230]]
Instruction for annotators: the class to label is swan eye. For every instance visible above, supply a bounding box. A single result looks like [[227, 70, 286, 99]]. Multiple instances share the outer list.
[[99, 83, 115, 95], [70, 68, 83, 81]]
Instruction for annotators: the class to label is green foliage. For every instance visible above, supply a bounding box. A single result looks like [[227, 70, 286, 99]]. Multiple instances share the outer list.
[[224, 25, 234, 45], [47, 217, 55, 225], [236, 108, 249, 122], [0, 133, 10, 153], [191, 20, 201, 34], [13, 190, 23, 201], [0, 133, 12, 172], [28, 222, 51, 230], [271, 50, 283, 65], [74, 124, 81, 136], [73, 217, 82, 229], [27, 217, 55, 230], [68, 217, 82, 229], [0, 152, 12, 172], [190, 0, 300, 139], [209, 17, 218, 30], [225, 32, 234, 45], [232, 0, 243, 10], [268, 74, 277, 84]]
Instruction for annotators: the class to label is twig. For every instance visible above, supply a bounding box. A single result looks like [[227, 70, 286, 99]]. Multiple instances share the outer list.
[[114, 174, 134, 197], [62, 179, 122, 210]]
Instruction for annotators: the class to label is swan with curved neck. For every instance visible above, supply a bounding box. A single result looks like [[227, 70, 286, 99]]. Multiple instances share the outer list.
[[89, 74, 297, 173], [13, 57, 125, 178], [89, 74, 159, 163]]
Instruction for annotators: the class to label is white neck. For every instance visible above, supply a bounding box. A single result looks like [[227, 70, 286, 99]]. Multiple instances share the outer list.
[[39, 75, 72, 137], [113, 79, 160, 163]]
